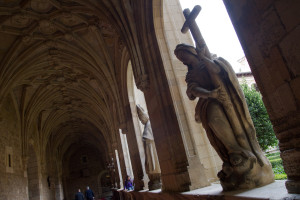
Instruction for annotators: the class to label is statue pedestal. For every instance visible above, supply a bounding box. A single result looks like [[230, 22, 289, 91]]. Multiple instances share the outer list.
[[148, 173, 161, 190], [218, 155, 274, 191]]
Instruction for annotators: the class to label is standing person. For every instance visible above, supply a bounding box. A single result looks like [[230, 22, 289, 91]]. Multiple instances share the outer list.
[[75, 189, 85, 200], [124, 175, 134, 191], [85, 186, 95, 200]]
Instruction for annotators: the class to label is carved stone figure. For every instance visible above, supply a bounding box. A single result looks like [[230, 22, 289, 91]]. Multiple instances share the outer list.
[[136, 104, 161, 190], [174, 5, 274, 191]]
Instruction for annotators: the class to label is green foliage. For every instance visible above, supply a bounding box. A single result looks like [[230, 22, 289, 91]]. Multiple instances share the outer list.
[[269, 158, 283, 168], [265, 151, 286, 180], [240, 82, 278, 150], [266, 152, 280, 158], [273, 164, 285, 174], [274, 174, 287, 180], [267, 155, 280, 160]]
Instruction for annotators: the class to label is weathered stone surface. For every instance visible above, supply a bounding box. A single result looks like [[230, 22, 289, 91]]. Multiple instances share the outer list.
[[0, 96, 27, 200], [290, 77, 300, 106], [265, 47, 291, 88], [136, 104, 162, 190], [275, 0, 300, 31], [0, 0, 298, 198], [113, 180, 300, 200], [254, 9, 286, 56], [174, 6, 274, 191], [224, 0, 300, 194], [280, 27, 300, 77], [114, 189, 267, 200], [269, 83, 297, 118], [282, 149, 300, 193]]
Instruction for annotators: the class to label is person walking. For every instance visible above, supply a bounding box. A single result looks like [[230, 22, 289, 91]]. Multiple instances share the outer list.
[[85, 186, 95, 200], [75, 189, 85, 200]]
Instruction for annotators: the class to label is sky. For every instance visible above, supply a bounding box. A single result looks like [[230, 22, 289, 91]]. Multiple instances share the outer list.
[[179, 0, 251, 72]]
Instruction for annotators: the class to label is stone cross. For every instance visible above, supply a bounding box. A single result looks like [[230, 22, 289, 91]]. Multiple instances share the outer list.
[[181, 5, 211, 59]]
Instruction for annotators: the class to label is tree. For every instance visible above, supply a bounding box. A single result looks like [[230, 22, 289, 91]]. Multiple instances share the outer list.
[[240, 82, 278, 151]]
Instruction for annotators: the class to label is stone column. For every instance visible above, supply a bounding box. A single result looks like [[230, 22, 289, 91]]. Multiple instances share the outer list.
[[111, 144, 121, 189], [62, 175, 67, 199], [107, 151, 118, 188], [116, 132, 128, 188], [131, 0, 208, 192], [138, 89, 191, 189], [56, 162, 64, 200], [122, 127, 145, 190], [136, 105, 161, 190], [145, 140, 161, 190], [56, 174, 64, 200], [223, 0, 300, 193], [141, 88, 191, 192], [22, 155, 29, 177], [113, 158, 121, 189]]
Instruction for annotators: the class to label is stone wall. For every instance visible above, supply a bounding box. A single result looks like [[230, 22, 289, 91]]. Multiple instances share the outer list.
[[0, 95, 28, 200], [0, 94, 64, 200], [40, 174, 55, 200]]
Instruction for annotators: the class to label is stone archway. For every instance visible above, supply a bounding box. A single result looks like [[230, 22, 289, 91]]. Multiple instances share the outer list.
[[27, 146, 40, 200], [0, 0, 208, 196]]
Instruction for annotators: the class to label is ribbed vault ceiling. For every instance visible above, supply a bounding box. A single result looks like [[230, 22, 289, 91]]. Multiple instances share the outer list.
[[0, 0, 132, 161]]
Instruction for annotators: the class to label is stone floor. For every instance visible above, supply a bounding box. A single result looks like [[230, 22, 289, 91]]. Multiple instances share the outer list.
[[181, 180, 300, 200], [116, 180, 300, 200]]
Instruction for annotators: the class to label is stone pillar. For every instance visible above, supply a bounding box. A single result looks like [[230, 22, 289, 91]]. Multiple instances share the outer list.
[[115, 149, 125, 189], [144, 139, 161, 190], [119, 130, 134, 179], [122, 127, 145, 190], [22, 155, 29, 177], [61, 172, 68, 198], [136, 105, 162, 190], [223, 0, 300, 193], [137, 86, 191, 192], [108, 151, 118, 188], [56, 162, 64, 200], [116, 132, 128, 188], [56, 174, 64, 200], [113, 157, 121, 189], [111, 144, 121, 189]]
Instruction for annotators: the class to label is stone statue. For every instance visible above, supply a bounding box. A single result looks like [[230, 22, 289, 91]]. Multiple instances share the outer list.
[[174, 5, 274, 191], [136, 104, 161, 190]]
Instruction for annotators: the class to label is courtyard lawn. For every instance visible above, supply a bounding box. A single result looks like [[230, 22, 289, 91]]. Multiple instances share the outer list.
[[266, 152, 287, 180]]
